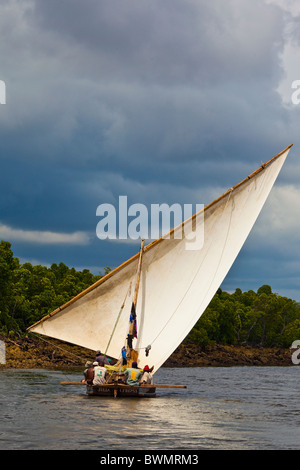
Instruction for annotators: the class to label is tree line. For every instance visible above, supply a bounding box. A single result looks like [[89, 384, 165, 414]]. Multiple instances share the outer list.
[[0, 240, 104, 333], [1, 240, 300, 348], [185, 285, 300, 348]]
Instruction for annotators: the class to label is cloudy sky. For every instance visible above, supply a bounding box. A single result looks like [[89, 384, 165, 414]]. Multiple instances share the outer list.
[[1, 0, 300, 300]]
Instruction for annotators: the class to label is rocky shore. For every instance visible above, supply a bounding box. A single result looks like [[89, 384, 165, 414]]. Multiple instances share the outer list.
[[163, 343, 292, 367], [0, 334, 293, 369]]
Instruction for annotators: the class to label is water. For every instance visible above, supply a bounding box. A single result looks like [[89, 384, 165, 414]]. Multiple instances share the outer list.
[[0, 366, 299, 450]]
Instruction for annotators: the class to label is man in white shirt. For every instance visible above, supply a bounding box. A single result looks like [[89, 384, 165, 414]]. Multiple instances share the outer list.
[[140, 365, 154, 386], [92, 361, 107, 385]]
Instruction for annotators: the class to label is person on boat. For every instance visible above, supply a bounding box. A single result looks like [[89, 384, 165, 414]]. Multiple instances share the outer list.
[[83, 361, 93, 377], [140, 365, 154, 385], [121, 346, 127, 366], [124, 361, 143, 386], [95, 350, 110, 365], [126, 334, 133, 350], [92, 361, 107, 386], [84, 362, 95, 385]]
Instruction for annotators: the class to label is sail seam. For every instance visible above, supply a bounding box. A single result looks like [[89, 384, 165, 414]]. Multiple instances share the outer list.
[[149, 188, 235, 349], [184, 168, 269, 338]]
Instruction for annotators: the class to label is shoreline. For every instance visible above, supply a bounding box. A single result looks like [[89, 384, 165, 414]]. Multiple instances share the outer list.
[[163, 343, 292, 367], [0, 334, 293, 369]]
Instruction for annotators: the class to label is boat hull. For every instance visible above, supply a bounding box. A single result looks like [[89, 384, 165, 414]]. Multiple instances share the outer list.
[[86, 384, 156, 398]]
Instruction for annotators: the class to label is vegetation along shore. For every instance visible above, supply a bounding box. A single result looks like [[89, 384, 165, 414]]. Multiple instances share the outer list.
[[0, 240, 299, 369]]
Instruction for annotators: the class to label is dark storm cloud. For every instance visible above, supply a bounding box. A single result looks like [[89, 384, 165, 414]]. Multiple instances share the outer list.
[[0, 0, 289, 176], [25, 0, 288, 175], [31, 0, 284, 84]]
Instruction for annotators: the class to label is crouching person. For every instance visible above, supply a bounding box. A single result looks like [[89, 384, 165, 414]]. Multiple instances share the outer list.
[[141, 365, 154, 385], [124, 361, 142, 386], [84, 361, 94, 385], [92, 361, 107, 386]]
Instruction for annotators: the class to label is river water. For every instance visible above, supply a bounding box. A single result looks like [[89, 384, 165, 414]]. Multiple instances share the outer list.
[[0, 366, 299, 451]]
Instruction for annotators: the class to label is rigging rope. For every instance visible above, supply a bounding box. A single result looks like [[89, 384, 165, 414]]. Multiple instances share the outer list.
[[30, 334, 88, 363], [103, 281, 132, 359]]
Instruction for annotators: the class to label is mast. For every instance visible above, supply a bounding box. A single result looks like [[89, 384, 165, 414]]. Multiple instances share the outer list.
[[126, 238, 145, 367]]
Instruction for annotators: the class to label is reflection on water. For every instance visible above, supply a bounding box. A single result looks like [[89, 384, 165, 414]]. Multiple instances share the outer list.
[[0, 366, 299, 450]]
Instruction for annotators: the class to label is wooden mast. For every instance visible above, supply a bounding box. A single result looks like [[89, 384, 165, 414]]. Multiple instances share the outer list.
[[127, 238, 145, 367]]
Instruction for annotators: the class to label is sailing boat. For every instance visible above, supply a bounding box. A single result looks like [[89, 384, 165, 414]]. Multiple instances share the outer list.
[[27, 145, 292, 397]]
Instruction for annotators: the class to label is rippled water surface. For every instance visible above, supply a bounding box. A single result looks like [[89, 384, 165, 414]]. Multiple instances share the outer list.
[[0, 366, 299, 450]]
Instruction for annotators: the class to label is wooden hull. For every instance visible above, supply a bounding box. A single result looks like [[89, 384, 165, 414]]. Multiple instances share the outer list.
[[86, 383, 156, 398], [60, 381, 186, 396]]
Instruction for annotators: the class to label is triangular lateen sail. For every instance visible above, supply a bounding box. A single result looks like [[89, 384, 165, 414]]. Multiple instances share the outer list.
[[28, 145, 292, 373]]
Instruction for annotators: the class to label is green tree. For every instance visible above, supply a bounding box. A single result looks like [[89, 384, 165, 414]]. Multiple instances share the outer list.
[[257, 284, 272, 296], [0, 241, 19, 332]]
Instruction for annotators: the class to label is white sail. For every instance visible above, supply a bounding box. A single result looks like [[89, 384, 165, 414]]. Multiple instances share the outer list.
[[28, 146, 292, 373]]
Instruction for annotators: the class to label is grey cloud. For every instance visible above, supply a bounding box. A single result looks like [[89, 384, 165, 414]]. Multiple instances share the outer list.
[[0, 0, 289, 175], [30, 0, 285, 85]]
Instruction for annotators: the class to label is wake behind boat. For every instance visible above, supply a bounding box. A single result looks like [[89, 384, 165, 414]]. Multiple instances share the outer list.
[[27, 145, 292, 397]]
